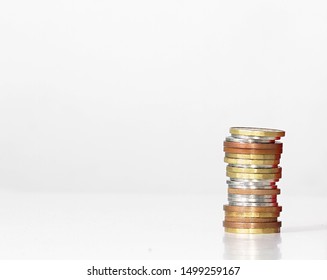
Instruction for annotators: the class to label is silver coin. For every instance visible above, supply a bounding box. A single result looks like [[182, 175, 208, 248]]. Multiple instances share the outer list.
[[227, 180, 277, 187], [228, 196, 277, 203], [228, 198, 277, 203], [230, 178, 279, 183], [228, 202, 279, 207], [228, 163, 277, 169], [228, 194, 277, 199], [226, 136, 275, 144], [230, 134, 280, 141]]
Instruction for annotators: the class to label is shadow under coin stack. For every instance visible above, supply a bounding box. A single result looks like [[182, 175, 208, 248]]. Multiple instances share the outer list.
[[223, 127, 285, 234]]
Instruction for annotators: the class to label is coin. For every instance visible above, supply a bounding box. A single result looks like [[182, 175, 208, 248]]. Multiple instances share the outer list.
[[224, 157, 280, 166], [226, 153, 281, 160], [223, 205, 282, 213], [225, 228, 280, 234], [223, 221, 282, 229], [230, 127, 285, 138], [228, 188, 280, 195], [229, 202, 278, 206], [227, 171, 281, 180], [225, 136, 275, 143], [227, 166, 281, 174], [224, 211, 280, 218], [224, 147, 282, 154], [224, 141, 283, 150], [224, 216, 278, 223], [227, 180, 277, 188], [228, 193, 277, 199]]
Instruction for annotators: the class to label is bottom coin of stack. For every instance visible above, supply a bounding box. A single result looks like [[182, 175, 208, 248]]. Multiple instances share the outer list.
[[223, 127, 285, 234]]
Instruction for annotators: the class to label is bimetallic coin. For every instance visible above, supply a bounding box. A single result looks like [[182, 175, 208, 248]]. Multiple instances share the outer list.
[[226, 153, 281, 160], [224, 147, 282, 155], [227, 171, 282, 180], [224, 216, 278, 223], [223, 221, 282, 229], [227, 166, 281, 174], [224, 141, 283, 150], [224, 157, 280, 166], [223, 205, 282, 213], [224, 211, 280, 218], [228, 188, 280, 195], [230, 127, 285, 138], [228, 202, 278, 207], [225, 228, 280, 234]]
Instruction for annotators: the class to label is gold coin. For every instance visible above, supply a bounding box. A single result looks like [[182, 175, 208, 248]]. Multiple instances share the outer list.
[[224, 157, 280, 166], [225, 227, 280, 234], [224, 216, 278, 222], [228, 188, 281, 195], [226, 166, 281, 174], [225, 211, 280, 218], [223, 221, 281, 229], [227, 171, 281, 180], [226, 153, 281, 160], [230, 127, 285, 138]]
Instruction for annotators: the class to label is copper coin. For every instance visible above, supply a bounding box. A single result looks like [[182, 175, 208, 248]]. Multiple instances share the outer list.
[[224, 216, 278, 223], [224, 147, 282, 154], [223, 205, 282, 213], [223, 221, 282, 229], [225, 211, 280, 218], [224, 141, 283, 150], [228, 188, 281, 195]]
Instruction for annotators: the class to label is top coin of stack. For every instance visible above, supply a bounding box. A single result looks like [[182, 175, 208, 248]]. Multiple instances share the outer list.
[[223, 127, 285, 234]]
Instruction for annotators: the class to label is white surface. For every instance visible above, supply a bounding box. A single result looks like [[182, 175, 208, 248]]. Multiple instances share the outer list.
[[0, 191, 326, 260], [0, 1, 327, 195]]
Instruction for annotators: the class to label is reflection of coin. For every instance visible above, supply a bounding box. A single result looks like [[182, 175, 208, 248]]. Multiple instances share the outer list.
[[230, 127, 285, 137], [223, 221, 282, 229], [224, 157, 280, 166], [225, 228, 280, 234], [228, 188, 280, 195], [224, 205, 282, 213], [224, 216, 278, 223], [227, 166, 281, 174], [224, 147, 282, 154], [224, 141, 283, 150], [225, 211, 280, 218], [226, 153, 281, 160], [227, 171, 281, 180]]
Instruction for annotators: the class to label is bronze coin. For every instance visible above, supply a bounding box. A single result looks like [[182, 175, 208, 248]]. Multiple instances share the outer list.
[[223, 205, 282, 213], [223, 221, 282, 229], [224, 147, 282, 155], [224, 141, 283, 150], [224, 216, 278, 223], [225, 211, 280, 218], [228, 188, 281, 195]]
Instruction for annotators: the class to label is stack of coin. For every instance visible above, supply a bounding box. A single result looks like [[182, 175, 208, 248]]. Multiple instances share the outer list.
[[223, 127, 285, 234]]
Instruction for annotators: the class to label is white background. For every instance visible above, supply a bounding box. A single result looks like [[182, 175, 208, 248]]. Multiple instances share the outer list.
[[0, 1, 327, 260]]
